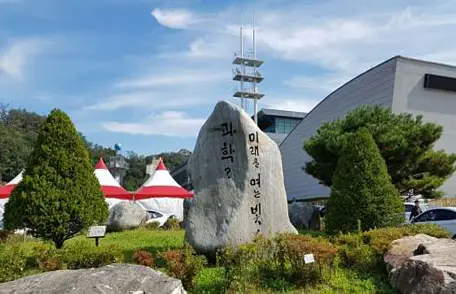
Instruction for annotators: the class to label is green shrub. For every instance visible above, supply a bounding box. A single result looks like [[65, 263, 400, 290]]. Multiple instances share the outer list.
[[133, 249, 154, 267], [159, 244, 207, 290], [30, 242, 63, 271], [63, 240, 123, 269], [325, 128, 404, 234], [162, 217, 180, 230], [280, 234, 338, 285], [0, 230, 11, 243], [332, 223, 451, 273], [363, 224, 451, 256], [144, 221, 161, 230], [219, 234, 338, 291], [0, 244, 27, 282]]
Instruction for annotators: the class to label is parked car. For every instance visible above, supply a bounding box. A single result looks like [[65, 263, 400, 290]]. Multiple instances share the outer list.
[[145, 210, 170, 227], [405, 202, 429, 222], [411, 207, 456, 239]]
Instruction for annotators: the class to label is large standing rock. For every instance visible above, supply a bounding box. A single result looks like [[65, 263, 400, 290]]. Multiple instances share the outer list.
[[185, 100, 297, 257], [288, 202, 321, 230], [107, 202, 149, 232], [386, 234, 456, 293], [0, 264, 186, 294]]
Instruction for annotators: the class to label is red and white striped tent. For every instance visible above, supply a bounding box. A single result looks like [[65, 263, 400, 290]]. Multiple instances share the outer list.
[[94, 158, 133, 208], [0, 170, 23, 199], [0, 171, 23, 222], [135, 158, 193, 220]]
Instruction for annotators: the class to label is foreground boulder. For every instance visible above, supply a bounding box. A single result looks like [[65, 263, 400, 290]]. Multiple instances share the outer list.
[[0, 264, 186, 294], [185, 100, 297, 257], [288, 202, 321, 230], [386, 234, 456, 293], [107, 202, 149, 232]]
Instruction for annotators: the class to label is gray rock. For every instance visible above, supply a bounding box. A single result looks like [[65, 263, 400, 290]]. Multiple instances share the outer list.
[[107, 202, 149, 232], [386, 234, 456, 294], [0, 264, 186, 294], [288, 202, 321, 230], [384, 233, 438, 272], [185, 100, 297, 256]]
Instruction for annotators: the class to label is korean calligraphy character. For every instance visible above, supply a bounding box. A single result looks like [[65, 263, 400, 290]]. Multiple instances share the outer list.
[[250, 203, 261, 215], [221, 142, 235, 156], [251, 203, 262, 225], [250, 173, 261, 188], [221, 142, 235, 162], [221, 122, 236, 136], [248, 131, 259, 143], [253, 189, 261, 198], [254, 214, 262, 225], [250, 145, 259, 156], [253, 157, 259, 168]]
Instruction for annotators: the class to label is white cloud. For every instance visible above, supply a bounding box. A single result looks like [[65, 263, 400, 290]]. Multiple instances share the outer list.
[[263, 98, 321, 113], [115, 69, 227, 88], [84, 91, 206, 111], [0, 38, 47, 79], [151, 8, 197, 29], [102, 111, 205, 137]]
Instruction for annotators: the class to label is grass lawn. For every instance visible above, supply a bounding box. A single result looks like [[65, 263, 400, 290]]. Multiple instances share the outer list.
[[67, 228, 185, 262]]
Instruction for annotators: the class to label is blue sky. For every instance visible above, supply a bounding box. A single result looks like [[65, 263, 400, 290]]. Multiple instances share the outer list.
[[2, 0, 456, 154]]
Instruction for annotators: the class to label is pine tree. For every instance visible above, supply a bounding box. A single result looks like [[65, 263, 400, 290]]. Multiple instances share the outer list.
[[325, 128, 404, 234], [4, 109, 108, 248]]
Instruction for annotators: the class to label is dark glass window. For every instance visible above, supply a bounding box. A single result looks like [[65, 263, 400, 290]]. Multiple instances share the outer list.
[[414, 211, 436, 222], [275, 118, 299, 134], [434, 209, 456, 221]]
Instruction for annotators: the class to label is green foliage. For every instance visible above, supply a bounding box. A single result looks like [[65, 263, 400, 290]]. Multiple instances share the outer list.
[[30, 243, 63, 271], [159, 243, 207, 291], [62, 240, 123, 269], [219, 234, 338, 292], [0, 244, 27, 282], [3, 109, 109, 248], [162, 216, 181, 230], [144, 221, 161, 230], [331, 223, 451, 274], [333, 229, 378, 272], [303, 105, 456, 198], [0, 230, 11, 243], [0, 105, 45, 183], [362, 223, 451, 256], [132, 249, 155, 267], [325, 128, 404, 234]]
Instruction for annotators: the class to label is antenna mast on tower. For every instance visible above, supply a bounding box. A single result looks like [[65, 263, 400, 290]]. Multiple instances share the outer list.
[[232, 10, 264, 125]]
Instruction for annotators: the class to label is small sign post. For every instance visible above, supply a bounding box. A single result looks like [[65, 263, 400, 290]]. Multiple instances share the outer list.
[[304, 253, 315, 264], [87, 225, 106, 247]]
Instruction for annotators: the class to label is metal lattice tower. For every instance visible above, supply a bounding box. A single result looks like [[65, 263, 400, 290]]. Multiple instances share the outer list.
[[232, 11, 264, 125]]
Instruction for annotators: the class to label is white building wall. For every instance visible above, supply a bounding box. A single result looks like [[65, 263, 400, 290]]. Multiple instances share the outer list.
[[392, 57, 456, 197], [280, 57, 398, 201]]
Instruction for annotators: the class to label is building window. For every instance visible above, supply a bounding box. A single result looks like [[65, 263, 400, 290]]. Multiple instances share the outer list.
[[275, 118, 299, 134]]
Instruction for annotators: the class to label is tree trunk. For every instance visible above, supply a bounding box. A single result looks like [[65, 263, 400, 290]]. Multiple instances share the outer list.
[[54, 239, 64, 249]]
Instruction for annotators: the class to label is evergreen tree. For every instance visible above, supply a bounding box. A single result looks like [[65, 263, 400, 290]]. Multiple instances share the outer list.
[[4, 109, 108, 248], [304, 105, 456, 198], [325, 128, 404, 234]]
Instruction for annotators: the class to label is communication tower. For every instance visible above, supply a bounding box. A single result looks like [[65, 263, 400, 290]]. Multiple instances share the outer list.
[[232, 11, 264, 125]]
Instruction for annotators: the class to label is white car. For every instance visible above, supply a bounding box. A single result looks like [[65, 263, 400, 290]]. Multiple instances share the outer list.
[[405, 202, 429, 222], [411, 207, 456, 239], [146, 210, 173, 227]]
